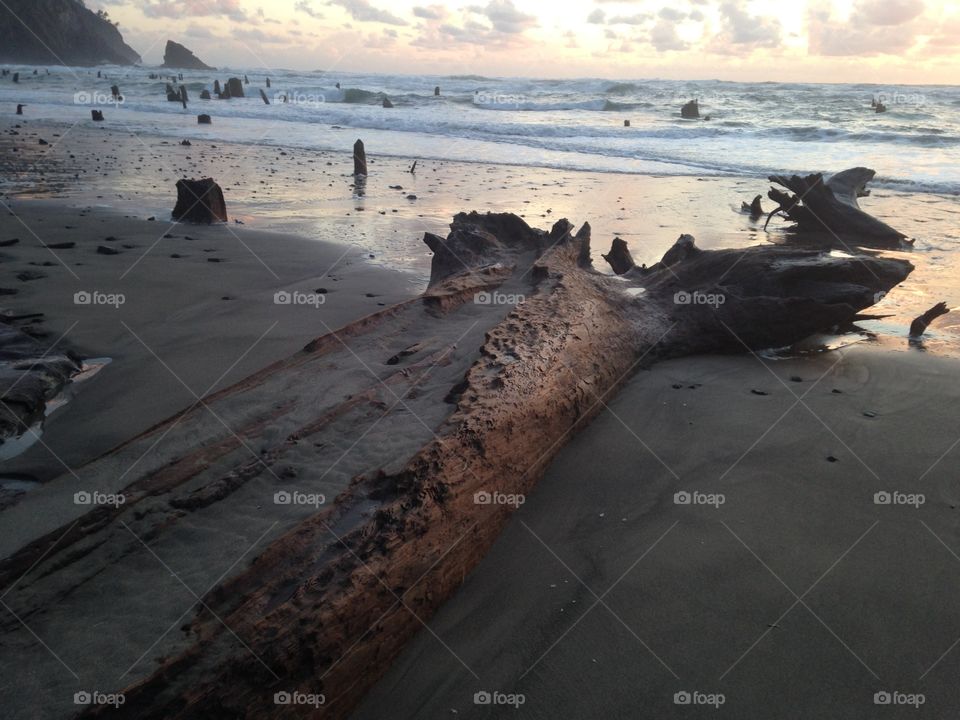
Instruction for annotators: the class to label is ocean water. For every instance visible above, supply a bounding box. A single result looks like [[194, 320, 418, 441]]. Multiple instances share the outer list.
[[2, 65, 959, 194]]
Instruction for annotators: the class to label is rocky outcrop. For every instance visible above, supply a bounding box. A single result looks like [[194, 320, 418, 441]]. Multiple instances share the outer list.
[[161, 40, 214, 70], [0, 0, 140, 66]]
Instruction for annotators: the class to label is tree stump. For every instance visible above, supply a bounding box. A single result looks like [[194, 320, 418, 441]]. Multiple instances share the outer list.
[[172, 178, 227, 224], [226, 77, 244, 98], [353, 139, 367, 176]]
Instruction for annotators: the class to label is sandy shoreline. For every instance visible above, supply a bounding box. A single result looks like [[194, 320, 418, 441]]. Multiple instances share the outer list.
[[355, 344, 960, 719]]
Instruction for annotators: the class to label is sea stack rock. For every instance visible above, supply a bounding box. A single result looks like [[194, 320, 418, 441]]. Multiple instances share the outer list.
[[226, 77, 244, 98], [173, 178, 227, 223], [681, 99, 700, 119], [162, 40, 214, 70]]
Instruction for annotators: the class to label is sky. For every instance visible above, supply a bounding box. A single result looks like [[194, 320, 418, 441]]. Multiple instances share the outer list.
[[88, 0, 960, 84]]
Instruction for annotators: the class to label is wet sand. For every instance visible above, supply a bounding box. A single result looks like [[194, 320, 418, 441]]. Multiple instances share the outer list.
[[0, 199, 417, 486], [354, 345, 960, 719]]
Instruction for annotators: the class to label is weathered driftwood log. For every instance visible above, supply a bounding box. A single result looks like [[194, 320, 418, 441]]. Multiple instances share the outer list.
[[764, 167, 906, 243], [910, 302, 950, 337], [172, 178, 227, 223], [602, 236, 635, 274], [353, 139, 367, 176], [52, 211, 914, 720]]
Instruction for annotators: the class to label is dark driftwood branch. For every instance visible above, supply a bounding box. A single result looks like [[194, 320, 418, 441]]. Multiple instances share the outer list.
[[764, 167, 906, 244], [910, 302, 950, 337]]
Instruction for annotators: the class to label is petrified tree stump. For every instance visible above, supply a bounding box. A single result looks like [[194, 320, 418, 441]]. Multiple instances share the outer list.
[[226, 77, 244, 98], [353, 139, 367, 176], [602, 237, 635, 274], [172, 178, 227, 224]]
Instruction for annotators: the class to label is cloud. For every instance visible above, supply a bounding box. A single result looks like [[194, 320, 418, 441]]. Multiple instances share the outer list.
[[295, 0, 323, 18], [807, 0, 927, 56], [658, 7, 686, 22], [708, 1, 783, 53], [329, 0, 409, 26], [478, 0, 537, 34], [650, 18, 688, 50], [608, 13, 650, 25], [857, 0, 925, 26], [413, 5, 447, 20], [142, 0, 247, 21], [587, 8, 605, 24]]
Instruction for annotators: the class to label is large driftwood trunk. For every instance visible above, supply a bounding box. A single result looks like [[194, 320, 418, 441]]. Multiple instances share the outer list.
[[1, 212, 909, 720], [765, 167, 907, 244]]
